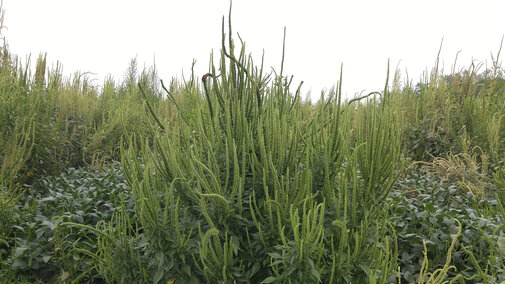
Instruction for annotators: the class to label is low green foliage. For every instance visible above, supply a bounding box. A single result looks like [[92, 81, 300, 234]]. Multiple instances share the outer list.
[[1, 165, 132, 282], [391, 167, 505, 282]]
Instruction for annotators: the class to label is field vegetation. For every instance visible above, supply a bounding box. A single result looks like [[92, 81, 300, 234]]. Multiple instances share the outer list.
[[1, 5, 505, 284]]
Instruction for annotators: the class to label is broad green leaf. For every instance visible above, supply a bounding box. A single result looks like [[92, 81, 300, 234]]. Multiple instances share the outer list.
[[60, 271, 70, 281], [262, 276, 278, 283], [42, 255, 51, 263], [498, 236, 505, 253]]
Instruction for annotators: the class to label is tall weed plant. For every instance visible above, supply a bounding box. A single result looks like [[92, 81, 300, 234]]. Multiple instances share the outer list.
[[403, 40, 505, 167], [98, 12, 405, 283]]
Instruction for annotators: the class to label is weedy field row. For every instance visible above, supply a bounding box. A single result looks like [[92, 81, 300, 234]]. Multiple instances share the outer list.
[[1, 8, 505, 284]]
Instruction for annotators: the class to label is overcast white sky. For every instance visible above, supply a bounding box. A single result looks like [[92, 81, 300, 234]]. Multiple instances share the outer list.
[[2, 0, 504, 100]]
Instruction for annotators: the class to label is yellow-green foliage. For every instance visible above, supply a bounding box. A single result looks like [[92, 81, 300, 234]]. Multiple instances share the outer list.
[[401, 45, 505, 164], [0, 50, 188, 184]]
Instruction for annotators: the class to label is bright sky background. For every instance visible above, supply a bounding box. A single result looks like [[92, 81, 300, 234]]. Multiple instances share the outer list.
[[2, 0, 504, 100]]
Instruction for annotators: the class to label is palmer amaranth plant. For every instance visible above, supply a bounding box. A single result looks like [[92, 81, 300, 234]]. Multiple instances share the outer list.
[[61, 10, 407, 283]]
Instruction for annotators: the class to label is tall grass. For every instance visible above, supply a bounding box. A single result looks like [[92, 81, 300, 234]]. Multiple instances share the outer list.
[[402, 40, 505, 167], [0, 50, 188, 188]]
